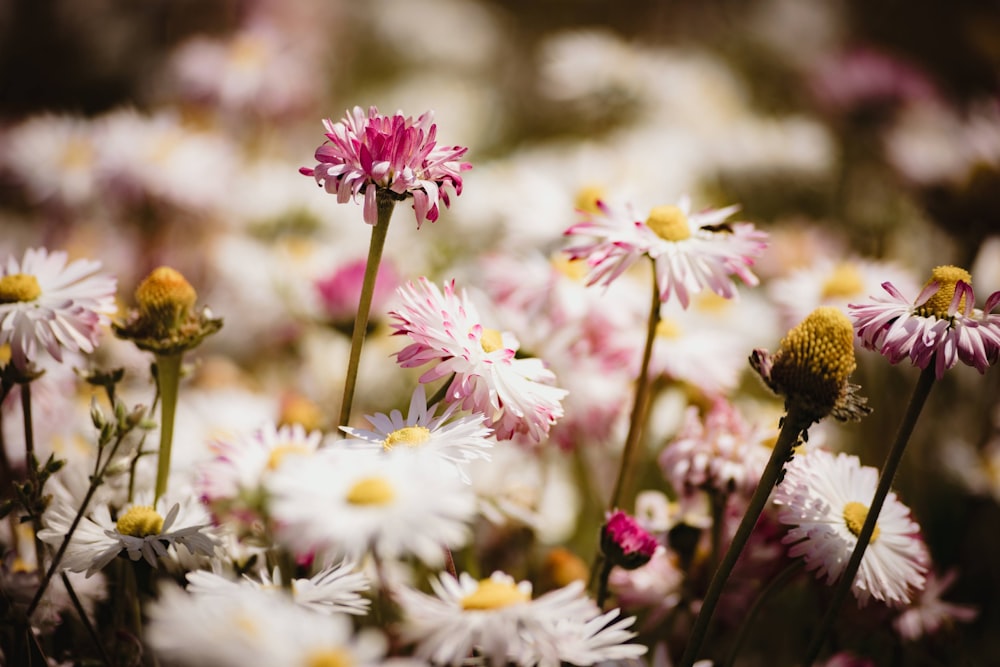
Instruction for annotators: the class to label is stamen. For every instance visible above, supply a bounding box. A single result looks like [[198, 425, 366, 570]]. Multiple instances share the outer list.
[[460, 578, 531, 610], [843, 501, 880, 542], [480, 328, 504, 353], [116, 505, 164, 537], [0, 273, 42, 304], [345, 477, 396, 506], [645, 205, 691, 242], [383, 426, 431, 451], [920, 265, 972, 318], [820, 263, 865, 300]]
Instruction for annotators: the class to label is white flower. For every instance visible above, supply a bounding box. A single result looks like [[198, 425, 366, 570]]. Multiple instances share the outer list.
[[892, 569, 978, 641], [37, 494, 218, 577], [0, 247, 117, 371], [772, 449, 930, 606], [397, 571, 645, 667], [266, 447, 476, 566], [341, 384, 494, 482]]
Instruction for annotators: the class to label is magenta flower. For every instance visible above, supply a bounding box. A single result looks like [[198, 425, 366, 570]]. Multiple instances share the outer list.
[[849, 265, 1000, 378], [563, 196, 767, 308], [601, 510, 659, 570], [314, 257, 399, 324], [300, 106, 471, 227], [389, 277, 567, 444]]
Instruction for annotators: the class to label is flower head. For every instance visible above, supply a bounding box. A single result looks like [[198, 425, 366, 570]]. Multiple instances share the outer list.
[[601, 510, 658, 570], [849, 265, 1000, 378], [892, 569, 978, 640], [300, 105, 471, 227], [0, 248, 117, 372], [751, 306, 871, 424], [563, 196, 767, 308], [773, 449, 930, 607], [389, 277, 567, 443]]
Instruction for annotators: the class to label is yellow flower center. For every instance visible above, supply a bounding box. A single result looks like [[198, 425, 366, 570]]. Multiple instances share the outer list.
[[770, 306, 857, 417], [266, 443, 310, 470], [0, 344, 11, 367], [0, 273, 42, 304], [820, 263, 865, 300], [60, 137, 95, 169], [645, 205, 691, 242], [480, 328, 504, 353], [231, 33, 268, 69], [382, 425, 431, 451], [115, 505, 164, 538], [695, 291, 731, 313], [135, 266, 197, 331], [460, 578, 531, 610], [305, 649, 354, 667], [574, 184, 606, 214], [655, 318, 683, 339], [345, 477, 396, 506], [843, 501, 880, 543], [551, 254, 588, 282], [278, 393, 323, 432], [919, 265, 972, 318]]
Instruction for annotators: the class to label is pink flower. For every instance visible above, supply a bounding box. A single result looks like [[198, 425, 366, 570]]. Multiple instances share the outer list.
[[563, 196, 767, 308], [893, 569, 978, 641], [300, 106, 471, 227], [0, 248, 117, 372], [849, 265, 1000, 378], [314, 258, 399, 323], [389, 277, 567, 443], [601, 510, 659, 570]]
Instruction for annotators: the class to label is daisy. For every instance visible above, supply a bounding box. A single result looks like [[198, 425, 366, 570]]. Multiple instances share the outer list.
[[340, 384, 494, 482], [185, 560, 371, 616], [300, 105, 471, 227], [389, 277, 568, 443], [396, 571, 646, 667], [849, 265, 1000, 378], [892, 569, 978, 641], [601, 510, 658, 570], [146, 582, 389, 667], [37, 494, 218, 577], [563, 196, 767, 308], [0, 247, 117, 372], [772, 449, 930, 606], [266, 446, 477, 566]]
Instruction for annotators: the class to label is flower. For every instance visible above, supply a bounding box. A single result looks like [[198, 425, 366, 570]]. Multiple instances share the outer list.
[[0, 248, 117, 372], [389, 277, 568, 443], [396, 571, 646, 667], [772, 449, 930, 607], [266, 447, 477, 566], [340, 384, 494, 482], [146, 582, 389, 667], [300, 105, 471, 227], [892, 569, 978, 640], [563, 196, 767, 308], [37, 494, 218, 577], [751, 306, 871, 424], [601, 510, 659, 570], [849, 265, 1000, 378]]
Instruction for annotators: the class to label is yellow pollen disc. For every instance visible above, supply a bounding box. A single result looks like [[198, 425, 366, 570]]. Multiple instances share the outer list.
[[305, 649, 354, 667], [278, 393, 324, 432], [460, 578, 531, 610], [919, 265, 972, 318], [551, 254, 588, 282], [135, 266, 197, 320], [231, 34, 268, 69], [115, 505, 164, 538], [345, 476, 396, 506], [645, 205, 691, 242], [480, 328, 504, 353], [820, 263, 865, 300], [843, 501, 880, 542], [382, 425, 431, 451], [695, 291, 731, 313], [574, 184, 606, 214], [655, 318, 683, 339], [0, 344, 11, 366], [771, 307, 857, 414], [60, 137, 95, 169], [0, 273, 42, 304], [266, 443, 310, 470]]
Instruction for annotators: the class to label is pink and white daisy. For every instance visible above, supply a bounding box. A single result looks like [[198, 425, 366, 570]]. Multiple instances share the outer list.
[[849, 265, 1000, 378], [773, 449, 930, 607], [892, 569, 978, 641], [601, 510, 659, 570], [0, 248, 117, 372], [300, 106, 471, 227], [340, 384, 494, 483], [563, 196, 767, 308], [396, 571, 646, 667], [389, 277, 568, 443]]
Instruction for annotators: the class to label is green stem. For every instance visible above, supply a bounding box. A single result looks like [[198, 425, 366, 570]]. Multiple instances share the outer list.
[[802, 364, 936, 665], [677, 408, 810, 667], [20, 383, 46, 576], [338, 191, 396, 429], [709, 489, 727, 576], [154, 353, 182, 503], [722, 559, 804, 667], [61, 572, 113, 667], [596, 557, 614, 608]]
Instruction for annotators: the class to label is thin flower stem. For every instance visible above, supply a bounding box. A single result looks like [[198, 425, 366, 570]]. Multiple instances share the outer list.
[[677, 408, 810, 667], [60, 571, 113, 667], [20, 382, 45, 574], [338, 191, 396, 430], [721, 559, 804, 667], [802, 364, 936, 665], [596, 557, 614, 608], [709, 489, 726, 575], [153, 352, 182, 503]]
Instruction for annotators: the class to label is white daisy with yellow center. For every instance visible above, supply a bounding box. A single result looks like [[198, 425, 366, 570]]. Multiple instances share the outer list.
[[266, 447, 477, 566]]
